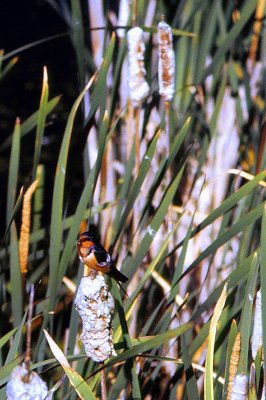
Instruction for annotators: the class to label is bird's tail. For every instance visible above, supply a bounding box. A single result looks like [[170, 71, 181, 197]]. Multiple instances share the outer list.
[[108, 266, 128, 283]]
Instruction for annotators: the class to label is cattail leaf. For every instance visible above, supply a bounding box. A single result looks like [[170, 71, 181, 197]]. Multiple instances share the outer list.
[[0, 55, 18, 80], [177, 202, 264, 285], [57, 111, 109, 284], [86, 34, 115, 122], [10, 223, 23, 327], [204, 283, 227, 400], [0, 356, 24, 387], [49, 75, 96, 311], [193, 251, 255, 320], [44, 330, 96, 400], [238, 253, 259, 374], [5, 312, 27, 365], [175, 171, 266, 252], [204, 0, 257, 79], [129, 161, 186, 275], [6, 118, 20, 227], [260, 204, 266, 382], [181, 334, 200, 400], [32, 67, 49, 180], [0, 328, 17, 350], [112, 129, 160, 245], [70, 0, 86, 86], [107, 322, 192, 367], [0, 96, 61, 151]]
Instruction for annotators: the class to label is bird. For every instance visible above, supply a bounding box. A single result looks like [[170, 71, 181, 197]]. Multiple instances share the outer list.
[[77, 231, 128, 283]]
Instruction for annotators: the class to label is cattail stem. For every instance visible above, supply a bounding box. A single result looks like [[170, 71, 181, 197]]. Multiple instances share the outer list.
[[100, 366, 107, 400], [132, 0, 137, 26], [24, 285, 35, 379]]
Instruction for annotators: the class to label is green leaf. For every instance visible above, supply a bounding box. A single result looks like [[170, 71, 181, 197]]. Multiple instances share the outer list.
[[238, 253, 259, 374], [260, 204, 266, 379], [6, 118, 20, 227], [107, 323, 192, 367], [32, 67, 49, 180], [204, 284, 227, 400], [204, 0, 257, 79], [49, 75, 96, 310], [0, 96, 61, 151], [0, 356, 24, 386], [5, 312, 27, 365], [44, 330, 96, 400], [177, 202, 264, 284]]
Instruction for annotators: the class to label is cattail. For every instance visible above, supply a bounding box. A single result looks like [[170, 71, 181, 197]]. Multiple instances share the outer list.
[[226, 332, 241, 400], [251, 289, 263, 360], [158, 20, 175, 101], [19, 179, 39, 274], [127, 27, 150, 107], [117, 0, 130, 38], [231, 374, 248, 400], [75, 273, 116, 363], [6, 363, 48, 400]]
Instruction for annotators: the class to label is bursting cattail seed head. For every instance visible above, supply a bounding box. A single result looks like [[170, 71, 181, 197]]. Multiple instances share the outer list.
[[251, 289, 263, 360], [231, 374, 248, 400], [158, 21, 175, 101], [75, 274, 116, 363], [127, 27, 150, 107], [6, 364, 48, 400]]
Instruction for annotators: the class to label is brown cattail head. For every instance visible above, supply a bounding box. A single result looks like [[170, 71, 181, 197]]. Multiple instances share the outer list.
[[19, 179, 39, 275], [158, 21, 175, 101], [75, 273, 117, 362], [127, 27, 150, 107], [227, 332, 241, 400], [6, 363, 48, 400]]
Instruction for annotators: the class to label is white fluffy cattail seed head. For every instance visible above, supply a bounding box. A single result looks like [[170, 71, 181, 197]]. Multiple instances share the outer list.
[[251, 289, 263, 360], [158, 21, 175, 101], [231, 374, 248, 400], [6, 364, 48, 400], [75, 274, 117, 363], [127, 27, 150, 107]]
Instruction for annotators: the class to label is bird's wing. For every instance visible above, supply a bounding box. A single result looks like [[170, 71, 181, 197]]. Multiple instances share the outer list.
[[93, 244, 112, 266]]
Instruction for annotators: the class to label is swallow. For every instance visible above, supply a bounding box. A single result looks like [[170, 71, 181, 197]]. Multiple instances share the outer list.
[[77, 231, 128, 283]]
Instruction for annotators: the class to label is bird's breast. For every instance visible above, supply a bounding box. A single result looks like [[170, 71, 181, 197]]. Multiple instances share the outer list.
[[82, 252, 110, 273]]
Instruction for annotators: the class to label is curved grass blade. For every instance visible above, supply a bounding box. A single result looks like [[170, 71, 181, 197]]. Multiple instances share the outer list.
[[32, 67, 49, 180], [44, 330, 96, 400], [204, 284, 227, 400], [0, 356, 24, 387]]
